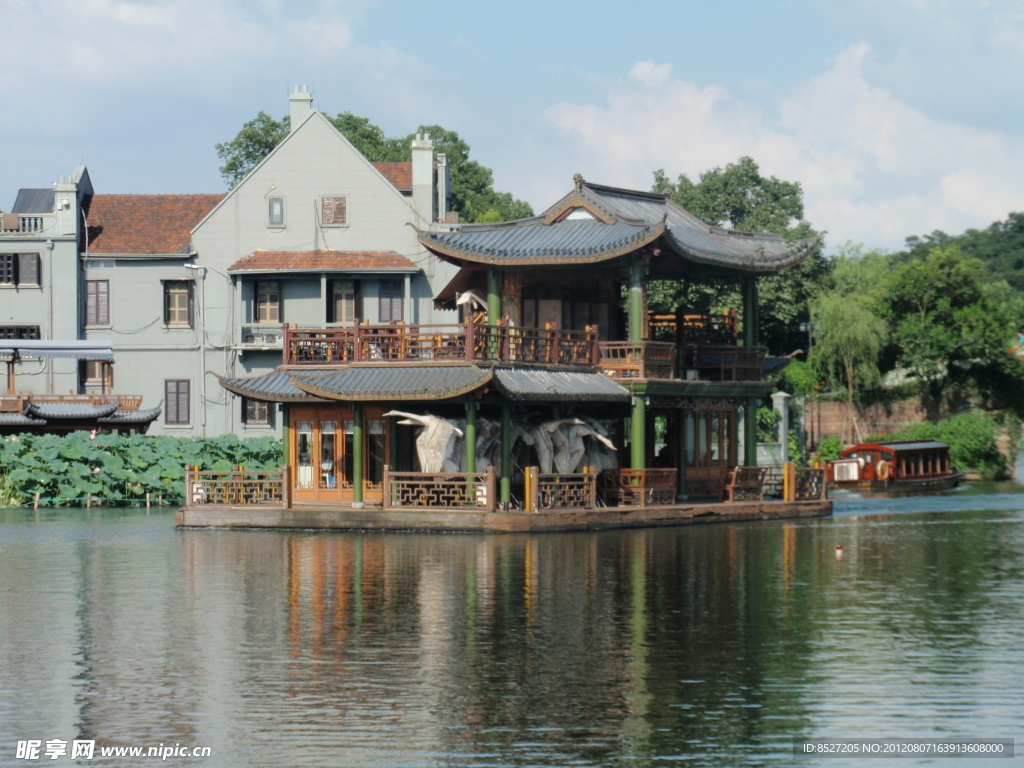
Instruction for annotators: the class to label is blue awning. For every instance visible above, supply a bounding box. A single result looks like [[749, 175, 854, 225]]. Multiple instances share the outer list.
[[0, 341, 114, 360]]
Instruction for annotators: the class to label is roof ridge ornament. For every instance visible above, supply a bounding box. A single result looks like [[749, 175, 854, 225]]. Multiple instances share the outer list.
[[573, 174, 585, 191]]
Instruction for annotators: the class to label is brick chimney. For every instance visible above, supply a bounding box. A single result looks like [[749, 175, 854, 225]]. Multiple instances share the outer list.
[[411, 133, 434, 222], [289, 85, 314, 132]]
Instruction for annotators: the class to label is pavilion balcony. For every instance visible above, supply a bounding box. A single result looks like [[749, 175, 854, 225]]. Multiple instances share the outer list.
[[283, 322, 600, 368], [597, 341, 676, 379]]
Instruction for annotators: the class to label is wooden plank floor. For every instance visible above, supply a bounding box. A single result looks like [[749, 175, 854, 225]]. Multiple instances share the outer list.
[[175, 499, 832, 533]]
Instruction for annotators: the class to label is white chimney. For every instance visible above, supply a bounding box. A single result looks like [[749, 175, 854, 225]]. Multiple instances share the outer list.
[[411, 133, 434, 222], [436, 152, 450, 222], [289, 85, 314, 131]]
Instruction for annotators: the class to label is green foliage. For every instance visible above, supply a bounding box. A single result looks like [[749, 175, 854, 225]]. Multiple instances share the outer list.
[[215, 112, 290, 188], [809, 292, 887, 403], [0, 432, 282, 507], [816, 436, 843, 462], [881, 245, 1024, 418], [756, 406, 780, 443], [215, 111, 533, 223], [773, 359, 820, 398], [872, 412, 1007, 480]]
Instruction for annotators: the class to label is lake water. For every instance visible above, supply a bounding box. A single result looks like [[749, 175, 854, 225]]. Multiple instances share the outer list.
[[2, 488, 1023, 767]]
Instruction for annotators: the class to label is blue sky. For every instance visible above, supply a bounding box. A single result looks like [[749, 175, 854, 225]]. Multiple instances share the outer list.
[[1, 0, 1022, 251]]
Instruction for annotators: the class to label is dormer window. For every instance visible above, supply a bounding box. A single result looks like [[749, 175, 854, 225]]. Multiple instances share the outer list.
[[268, 197, 285, 227]]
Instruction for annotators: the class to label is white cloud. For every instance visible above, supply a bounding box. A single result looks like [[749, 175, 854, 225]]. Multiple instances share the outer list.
[[545, 44, 1024, 249]]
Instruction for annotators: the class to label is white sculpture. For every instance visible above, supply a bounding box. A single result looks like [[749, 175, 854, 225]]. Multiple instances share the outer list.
[[384, 411, 463, 473]]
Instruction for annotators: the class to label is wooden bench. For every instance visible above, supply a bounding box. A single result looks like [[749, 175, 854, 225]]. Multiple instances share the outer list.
[[725, 466, 768, 502]]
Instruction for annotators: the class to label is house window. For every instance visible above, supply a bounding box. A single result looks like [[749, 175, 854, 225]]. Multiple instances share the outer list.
[[86, 280, 110, 326], [255, 281, 281, 323], [268, 197, 284, 227], [81, 361, 112, 393], [379, 279, 403, 323], [0, 254, 39, 286], [243, 398, 270, 426], [321, 196, 348, 226], [330, 279, 357, 323], [0, 325, 41, 339], [165, 380, 190, 425], [164, 281, 192, 326]]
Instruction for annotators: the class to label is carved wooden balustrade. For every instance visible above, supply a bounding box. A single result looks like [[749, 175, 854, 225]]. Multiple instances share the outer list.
[[597, 341, 676, 379], [284, 323, 599, 368], [184, 466, 290, 508], [523, 468, 598, 512], [680, 344, 767, 381], [383, 466, 496, 512], [597, 468, 677, 506]]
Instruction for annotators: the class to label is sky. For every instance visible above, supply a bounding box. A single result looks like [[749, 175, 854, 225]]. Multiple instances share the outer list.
[[1, 0, 1022, 252]]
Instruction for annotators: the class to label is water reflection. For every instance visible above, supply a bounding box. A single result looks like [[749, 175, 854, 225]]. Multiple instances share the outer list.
[[1, 500, 1022, 766]]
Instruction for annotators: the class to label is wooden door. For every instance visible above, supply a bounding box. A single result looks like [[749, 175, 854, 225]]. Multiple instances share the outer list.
[[291, 405, 388, 504]]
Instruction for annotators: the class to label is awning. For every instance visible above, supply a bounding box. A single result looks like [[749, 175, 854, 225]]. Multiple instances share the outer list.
[[291, 365, 493, 401], [493, 368, 630, 402], [0, 341, 114, 360]]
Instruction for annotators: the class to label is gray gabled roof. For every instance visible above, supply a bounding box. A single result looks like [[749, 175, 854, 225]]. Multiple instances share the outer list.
[[418, 177, 822, 275], [216, 370, 330, 403], [291, 365, 493, 401], [493, 368, 630, 402], [12, 189, 54, 213], [27, 401, 120, 419], [0, 413, 46, 426], [98, 405, 163, 424], [420, 217, 664, 266]]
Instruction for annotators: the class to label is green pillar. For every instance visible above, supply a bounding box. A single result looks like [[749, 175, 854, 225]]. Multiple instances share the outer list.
[[628, 260, 645, 342], [487, 268, 502, 325], [353, 402, 364, 503], [631, 395, 646, 469], [677, 409, 688, 498], [464, 400, 477, 473], [744, 398, 759, 468], [743, 274, 758, 347], [500, 399, 512, 506]]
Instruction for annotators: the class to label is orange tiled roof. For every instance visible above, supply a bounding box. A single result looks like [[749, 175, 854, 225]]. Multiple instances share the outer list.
[[85, 194, 225, 255], [372, 162, 412, 191], [227, 250, 417, 273]]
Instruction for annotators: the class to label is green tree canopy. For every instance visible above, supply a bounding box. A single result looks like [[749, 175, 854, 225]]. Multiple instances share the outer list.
[[881, 245, 1024, 418], [215, 111, 532, 223], [809, 292, 887, 403], [649, 157, 826, 354]]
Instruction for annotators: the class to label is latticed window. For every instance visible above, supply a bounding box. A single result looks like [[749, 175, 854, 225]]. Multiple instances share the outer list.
[[243, 398, 270, 425], [378, 279, 403, 323], [0, 254, 40, 286], [255, 281, 280, 323], [164, 281, 191, 326], [165, 380, 190, 425], [86, 280, 109, 326], [0, 325, 40, 339]]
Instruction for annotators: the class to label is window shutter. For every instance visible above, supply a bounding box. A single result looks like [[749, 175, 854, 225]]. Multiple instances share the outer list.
[[98, 282, 109, 325], [178, 382, 190, 424], [163, 284, 171, 325], [18, 254, 39, 286], [87, 282, 97, 326], [165, 380, 177, 423]]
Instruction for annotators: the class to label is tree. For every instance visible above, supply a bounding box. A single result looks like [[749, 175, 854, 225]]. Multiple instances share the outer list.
[[215, 112, 533, 222], [650, 157, 826, 354], [809, 293, 887, 403], [881, 245, 1024, 419]]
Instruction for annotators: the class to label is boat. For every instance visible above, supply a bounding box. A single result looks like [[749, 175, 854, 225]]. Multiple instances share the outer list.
[[825, 440, 963, 492]]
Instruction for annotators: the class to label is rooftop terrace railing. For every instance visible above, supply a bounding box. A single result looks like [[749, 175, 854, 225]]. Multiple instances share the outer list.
[[284, 322, 600, 368], [0, 213, 56, 235]]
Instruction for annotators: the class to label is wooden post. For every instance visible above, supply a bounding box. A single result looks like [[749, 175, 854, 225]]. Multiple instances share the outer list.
[[465, 319, 475, 361], [354, 324, 363, 362], [383, 464, 391, 510], [184, 466, 192, 508], [485, 465, 497, 512], [34, 492, 39, 510], [353, 402, 364, 504], [86, 494, 91, 509], [282, 464, 292, 509], [146, 492, 151, 509], [589, 325, 600, 366], [525, 466, 538, 513]]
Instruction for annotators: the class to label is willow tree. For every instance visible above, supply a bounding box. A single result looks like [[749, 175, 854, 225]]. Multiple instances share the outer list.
[[809, 293, 887, 403]]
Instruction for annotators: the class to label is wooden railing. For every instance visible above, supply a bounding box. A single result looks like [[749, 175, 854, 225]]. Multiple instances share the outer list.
[[598, 341, 676, 379], [0, 393, 143, 413], [649, 310, 738, 345], [523, 468, 597, 512], [184, 466, 290, 508], [285, 323, 600, 368], [681, 344, 766, 381], [597, 468, 677, 506], [383, 466, 496, 511]]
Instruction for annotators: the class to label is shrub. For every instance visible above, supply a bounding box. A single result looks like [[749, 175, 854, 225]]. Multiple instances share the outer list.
[[816, 436, 843, 462], [0, 432, 282, 507], [871, 411, 1006, 479]]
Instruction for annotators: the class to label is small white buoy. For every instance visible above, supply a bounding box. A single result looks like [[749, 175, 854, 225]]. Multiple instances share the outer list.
[[835, 545, 843, 560]]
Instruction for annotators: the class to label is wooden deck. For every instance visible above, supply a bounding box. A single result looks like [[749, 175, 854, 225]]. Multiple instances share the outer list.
[[175, 498, 831, 533]]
